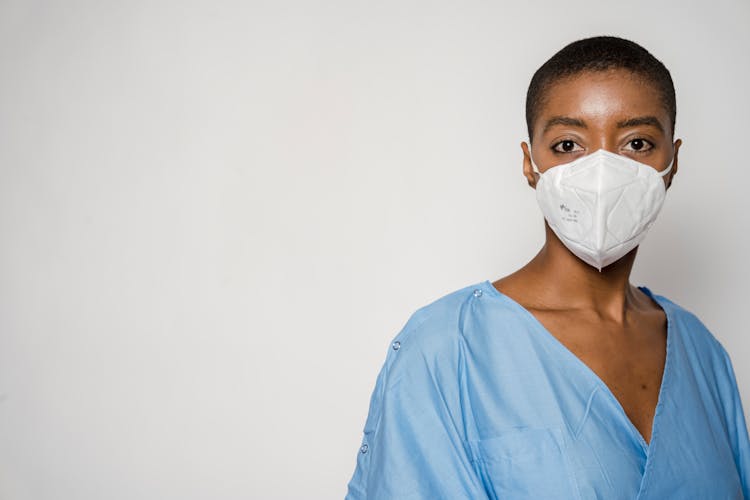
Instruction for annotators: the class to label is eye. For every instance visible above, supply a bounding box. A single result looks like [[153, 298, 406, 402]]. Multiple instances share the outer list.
[[551, 140, 584, 153], [623, 138, 654, 152]]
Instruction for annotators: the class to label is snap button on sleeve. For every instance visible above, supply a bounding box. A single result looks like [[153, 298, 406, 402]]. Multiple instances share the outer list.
[[392, 341, 401, 351], [473, 289, 483, 298], [360, 443, 368, 454]]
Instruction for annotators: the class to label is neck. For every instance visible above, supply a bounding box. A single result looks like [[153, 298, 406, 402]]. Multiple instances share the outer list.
[[523, 223, 640, 322]]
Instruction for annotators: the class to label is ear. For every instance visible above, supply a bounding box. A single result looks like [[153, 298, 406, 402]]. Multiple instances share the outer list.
[[666, 138, 682, 190], [521, 141, 539, 189]]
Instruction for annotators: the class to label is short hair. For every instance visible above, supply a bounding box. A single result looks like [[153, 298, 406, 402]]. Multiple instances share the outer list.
[[525, 36, 676, 142]]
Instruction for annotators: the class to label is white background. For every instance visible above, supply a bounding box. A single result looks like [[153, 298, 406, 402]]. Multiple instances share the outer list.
[[1, 1, 749, 498]]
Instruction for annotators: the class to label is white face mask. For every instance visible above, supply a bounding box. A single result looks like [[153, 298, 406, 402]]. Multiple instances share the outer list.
[[531, 148, 673, 271]]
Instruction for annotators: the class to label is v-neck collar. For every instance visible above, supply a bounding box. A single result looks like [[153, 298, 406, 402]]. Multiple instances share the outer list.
[[482, 280, 675, 497]]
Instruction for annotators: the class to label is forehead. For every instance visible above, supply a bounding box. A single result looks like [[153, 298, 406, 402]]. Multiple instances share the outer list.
[[536, 69, 670, 133]]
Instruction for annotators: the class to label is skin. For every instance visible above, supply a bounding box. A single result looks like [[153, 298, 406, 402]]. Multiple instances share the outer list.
[[493, 68, 683, 445]]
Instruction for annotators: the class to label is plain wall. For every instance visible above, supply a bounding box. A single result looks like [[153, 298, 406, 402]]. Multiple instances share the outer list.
[[1, 0, 749, 498]]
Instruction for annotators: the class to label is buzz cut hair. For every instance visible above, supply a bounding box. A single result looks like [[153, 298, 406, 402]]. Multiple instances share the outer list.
[[525, 36, 676, 142]]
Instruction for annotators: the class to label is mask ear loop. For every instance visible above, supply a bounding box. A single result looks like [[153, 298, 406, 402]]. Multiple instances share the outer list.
[[527, 144, 542, 176], [657, 158, 674, 177], [531, 158, 542, 175]]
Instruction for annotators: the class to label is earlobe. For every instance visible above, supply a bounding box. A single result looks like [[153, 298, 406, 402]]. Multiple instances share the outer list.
[[521, 141, 538, 189]]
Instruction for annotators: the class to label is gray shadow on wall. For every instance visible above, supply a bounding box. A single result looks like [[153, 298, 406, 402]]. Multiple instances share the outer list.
[[632, 210, 725, 319]]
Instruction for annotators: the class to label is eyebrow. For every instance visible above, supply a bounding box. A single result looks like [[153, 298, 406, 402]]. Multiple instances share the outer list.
[[541, 115, 665, 133], [616, 115, 665, 132], [542, 116, 587, 133]]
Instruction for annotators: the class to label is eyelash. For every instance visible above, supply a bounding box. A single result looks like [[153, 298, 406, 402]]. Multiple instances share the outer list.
[[550, 140, 582, 154], [624, 138, 654, 153], [550, 138, 654, 154]]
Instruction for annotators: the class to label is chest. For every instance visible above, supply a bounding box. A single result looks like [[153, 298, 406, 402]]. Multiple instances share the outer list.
[[530, 310, 667, 445], [466, 303, 743, 499]]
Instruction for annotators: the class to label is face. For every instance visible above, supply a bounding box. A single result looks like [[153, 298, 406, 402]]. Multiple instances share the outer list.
[[522, 68, 681, 189]]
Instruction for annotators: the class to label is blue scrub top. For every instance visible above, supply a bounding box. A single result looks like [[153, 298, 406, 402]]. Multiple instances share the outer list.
[[346, 280, 750, 499]]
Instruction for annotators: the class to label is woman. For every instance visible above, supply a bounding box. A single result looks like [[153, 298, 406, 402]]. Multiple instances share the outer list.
[[346, 36, 750, 499]]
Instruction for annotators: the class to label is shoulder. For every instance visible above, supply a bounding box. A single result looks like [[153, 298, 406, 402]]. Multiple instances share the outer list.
[[398, 282, 484, 339], [645, 288, 749, 437], [357, 282, 490, 435], [378, 281, 495, 388], [643, 286, 733, 370]]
